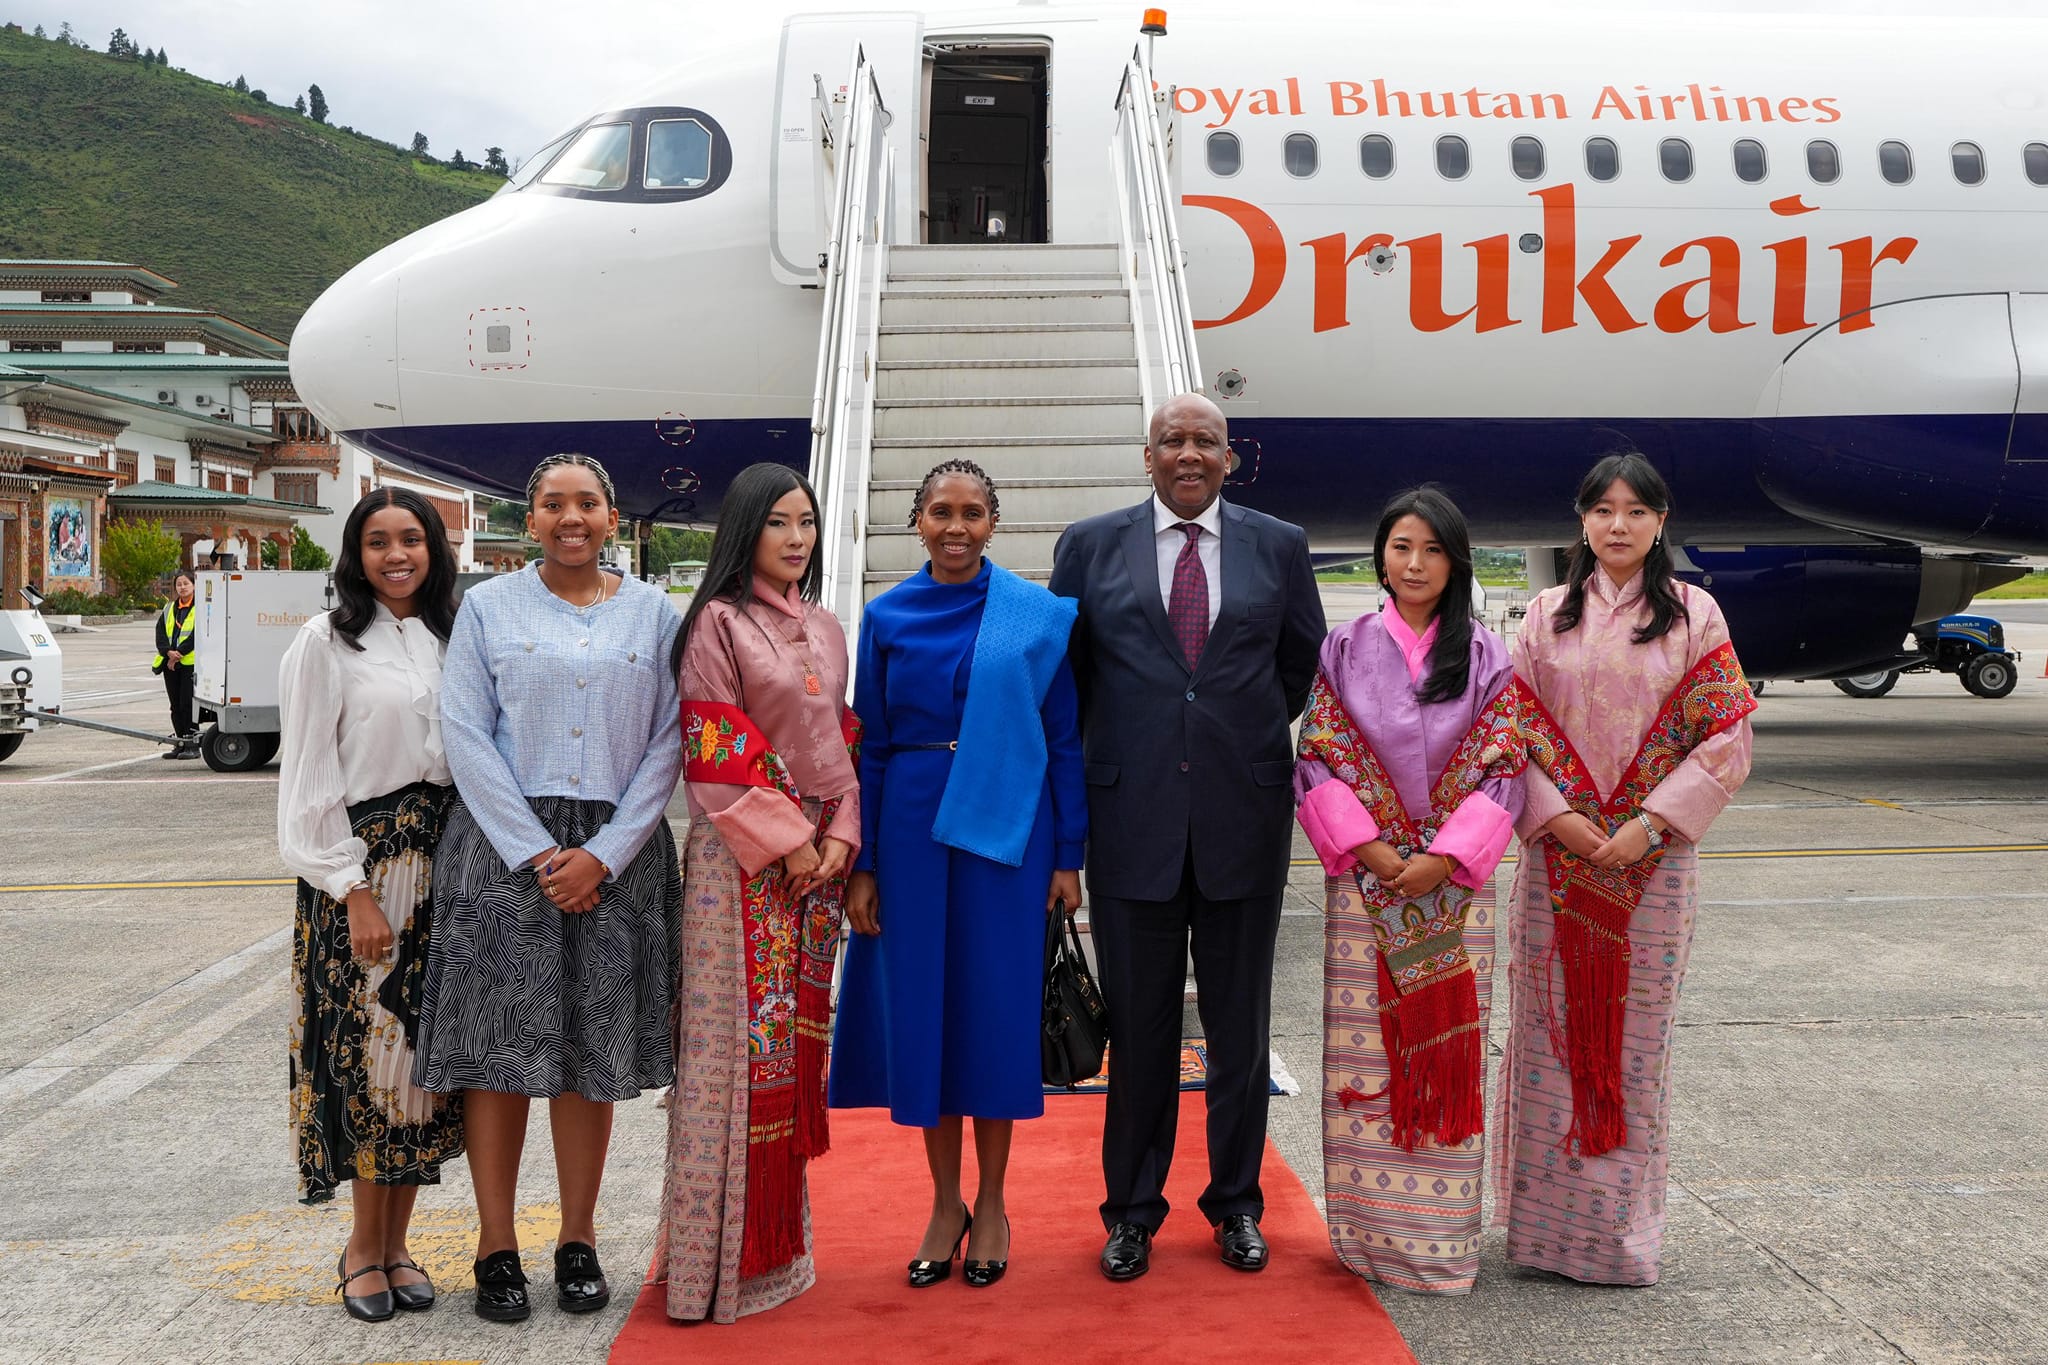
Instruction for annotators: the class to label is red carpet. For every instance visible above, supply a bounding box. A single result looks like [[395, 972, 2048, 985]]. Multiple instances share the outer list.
[[609, 1090, 1416, 1365]]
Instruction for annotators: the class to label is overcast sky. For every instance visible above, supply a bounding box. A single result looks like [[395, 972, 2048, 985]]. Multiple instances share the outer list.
[[5, 0, 2038, 163]]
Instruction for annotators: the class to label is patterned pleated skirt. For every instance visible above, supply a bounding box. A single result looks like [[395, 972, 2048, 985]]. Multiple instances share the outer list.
[[415, 796, 681, 1102], [290, 781, 464, 1205]]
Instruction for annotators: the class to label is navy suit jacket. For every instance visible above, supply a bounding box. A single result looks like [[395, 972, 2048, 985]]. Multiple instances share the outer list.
[[1049, 498, 1326, 902]]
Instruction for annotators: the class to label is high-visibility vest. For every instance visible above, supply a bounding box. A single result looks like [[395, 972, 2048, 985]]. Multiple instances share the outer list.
[[155, 600, 197, 669]]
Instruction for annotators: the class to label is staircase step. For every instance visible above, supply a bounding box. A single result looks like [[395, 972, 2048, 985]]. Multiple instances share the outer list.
[[878, 362, 1139, 399], [887, 271, 1121, 285], [874, 398, 1143, 440], [869, 441, 1146, 483], [880, 291, 1130, 326], [879, 324, 1135, 362], [888, 244, 1119, 275]]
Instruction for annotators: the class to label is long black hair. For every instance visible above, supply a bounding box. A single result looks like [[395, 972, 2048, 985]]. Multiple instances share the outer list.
[[330, 486, 459, 650], [1374, 484, 1476, 705], [675, 463, 824, 673], [1551, 451, 1688, 643]]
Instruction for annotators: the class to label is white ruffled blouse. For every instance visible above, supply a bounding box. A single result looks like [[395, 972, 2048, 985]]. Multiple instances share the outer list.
[[277, 604, 452, 899]]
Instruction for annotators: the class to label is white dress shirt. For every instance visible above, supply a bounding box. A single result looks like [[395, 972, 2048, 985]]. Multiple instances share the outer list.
[[1152, 493, 1223, 629], [277, 605, 452, 900]]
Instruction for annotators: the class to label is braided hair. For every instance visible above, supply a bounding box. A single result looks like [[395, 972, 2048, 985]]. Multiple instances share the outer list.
[[526, 452, 617, 507], [907, 459, 1000, 527]]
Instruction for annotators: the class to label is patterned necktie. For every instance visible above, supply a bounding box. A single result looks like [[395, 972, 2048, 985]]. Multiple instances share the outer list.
[[1167, 521, 1208, 669]]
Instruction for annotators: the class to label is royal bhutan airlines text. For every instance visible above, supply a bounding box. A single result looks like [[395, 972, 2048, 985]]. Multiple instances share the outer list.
[[1176, 77, 1842, 128]]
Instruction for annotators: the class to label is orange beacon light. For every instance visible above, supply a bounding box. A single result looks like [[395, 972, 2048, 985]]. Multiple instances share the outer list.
[[1141, 9, 1168, 36]]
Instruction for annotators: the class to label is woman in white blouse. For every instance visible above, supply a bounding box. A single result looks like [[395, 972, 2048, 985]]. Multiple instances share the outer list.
[[277, 487, 466, 1324]]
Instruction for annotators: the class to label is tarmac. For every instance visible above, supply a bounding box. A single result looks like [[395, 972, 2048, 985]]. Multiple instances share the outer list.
[[2, 592, 2044, 1365]]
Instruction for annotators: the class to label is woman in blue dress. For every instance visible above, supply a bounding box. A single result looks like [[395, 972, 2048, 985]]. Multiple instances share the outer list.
[[829, 459, 1086, 1289]]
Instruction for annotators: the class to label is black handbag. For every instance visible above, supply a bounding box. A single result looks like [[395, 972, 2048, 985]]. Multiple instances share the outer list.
[[1042, 898, 1110, 1088]]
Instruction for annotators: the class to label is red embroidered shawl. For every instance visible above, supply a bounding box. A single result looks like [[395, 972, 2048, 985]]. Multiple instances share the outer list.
[[1519, 640, 1754, 1157], [1298, 672, 1525, 1151], [683, 699, 860, 1277]]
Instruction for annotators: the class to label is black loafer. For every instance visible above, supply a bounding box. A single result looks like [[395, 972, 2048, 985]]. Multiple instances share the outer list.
[[385, 1257, 435, 1312], [1099, 1222, 1152, 1281], [473, 1249, 529, 1323], [554, 1241, 610, 1313], [1214, 1214, 1269, 1272], [336, 1251, 394, 1323]]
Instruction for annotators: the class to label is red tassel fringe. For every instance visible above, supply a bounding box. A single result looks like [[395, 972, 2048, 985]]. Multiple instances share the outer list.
[[794, 977, 833, 1161], [1375, 954, 1484, 1153], [1551, 886, 1632, 1158], [739, 1083, 803, 1278]]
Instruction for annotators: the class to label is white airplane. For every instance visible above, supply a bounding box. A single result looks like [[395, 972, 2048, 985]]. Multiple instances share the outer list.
[[290, 2, 2048, 679]]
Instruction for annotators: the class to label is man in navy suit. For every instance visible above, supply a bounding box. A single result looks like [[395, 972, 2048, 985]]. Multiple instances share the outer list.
[[1049, 392, 1326, 1280]]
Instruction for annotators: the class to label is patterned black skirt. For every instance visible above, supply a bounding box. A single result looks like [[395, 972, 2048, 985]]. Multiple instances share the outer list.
[[415, 796, 682, 1102], [291, 781, 465, 1205]]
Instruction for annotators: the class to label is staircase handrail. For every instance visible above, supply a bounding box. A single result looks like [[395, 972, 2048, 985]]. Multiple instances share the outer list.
[[1111, 51, 1204, 414]]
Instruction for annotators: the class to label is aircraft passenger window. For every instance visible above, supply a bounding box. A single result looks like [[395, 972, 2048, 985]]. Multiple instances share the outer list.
[[1359, 134, 1394, 179], [1284, 133, 1318, 178], [539, 121, 632, 191], [499, 130, 575, 195], [1584, 137, 1619, 182], [2028, 142, 2048, 186], [646, 119, 713, 189], [1733, 139, 1767, 183], [1207, 131, 1242, 177], [1435, 135, 1470, 180], [1879, 140, 1913, 185], [1806, 140, 1841, 184], [1950, 141, 1985, 186], [1511, 136, 1545, 181], [1660, 138, 1694, 183]]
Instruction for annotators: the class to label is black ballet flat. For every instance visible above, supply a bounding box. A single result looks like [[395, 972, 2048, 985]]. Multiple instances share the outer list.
[[908, 1206, 972, 1288], [336, 1250, 394, 1323], [385, 1257, 435, 1312], [963, 1214, 1010, 1288], [473, 1249, 529, 1323]]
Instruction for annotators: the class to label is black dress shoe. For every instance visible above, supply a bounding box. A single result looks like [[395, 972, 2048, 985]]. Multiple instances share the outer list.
[[963, 1214, 1010, 1288], [473, 1249, 529, 1323], [336, 1250, 394, 1322], [1214, 1214, 1269, 1272], [554, 1241, 610, 1313], [1099, 1222, 1152, 1281], [385, 1257, 435, 1312], [908, 1205, 971, 1288]]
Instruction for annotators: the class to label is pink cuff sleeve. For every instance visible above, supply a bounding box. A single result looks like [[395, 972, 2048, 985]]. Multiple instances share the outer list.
[[1429, 791, 1515, 888], [1297, 780, 1380, 876], [1516, 764, 1572, 841], [707, 787, 814, 877]]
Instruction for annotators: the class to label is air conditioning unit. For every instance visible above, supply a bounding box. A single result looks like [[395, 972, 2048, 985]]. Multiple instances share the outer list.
[[156, 388, 178, 404], [193, 393, 215, 407]]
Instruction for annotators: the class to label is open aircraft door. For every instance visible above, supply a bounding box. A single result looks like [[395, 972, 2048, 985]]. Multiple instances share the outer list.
[[770, 12, 923, 285]]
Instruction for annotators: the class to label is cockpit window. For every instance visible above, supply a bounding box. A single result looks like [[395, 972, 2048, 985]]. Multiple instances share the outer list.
[[498, 131, 574, 196], [646, 119, 713, 189], [540, 122, 633, 191]]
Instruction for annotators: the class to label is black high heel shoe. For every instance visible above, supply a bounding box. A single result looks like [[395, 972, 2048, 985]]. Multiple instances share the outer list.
[[963, 1214, 1010, 1288], [336, 1250, 394, 1322], [907, 1206, 972, 1288]]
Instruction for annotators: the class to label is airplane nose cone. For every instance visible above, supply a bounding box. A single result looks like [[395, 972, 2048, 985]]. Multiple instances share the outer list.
[[290, 261, 401, 437]]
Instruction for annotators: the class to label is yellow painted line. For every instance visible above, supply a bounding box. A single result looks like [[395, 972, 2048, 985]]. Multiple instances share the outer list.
[[1861, 798, 1906, 810], [0, 877, 294, 893]]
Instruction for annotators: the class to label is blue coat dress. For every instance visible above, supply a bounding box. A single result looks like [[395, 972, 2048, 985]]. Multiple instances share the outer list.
[[828, 561, 1086, 1126]]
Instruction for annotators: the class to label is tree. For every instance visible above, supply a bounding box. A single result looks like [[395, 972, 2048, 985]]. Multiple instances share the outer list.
[[484, 146, 509, 176], [57, 20, 73, 43], [232, 74, 249, 94], [307, 83, 328, 123], [32, 24, 44, 38], [410, 131, 429, 157], [250, 88, 266, 102], [261, 525, 330, 571], [158, 47, 168, 66], [293, 94, 306, 115], [448, 148, 470, 171], [107, 27, 133, 58], [102, 520, 182, 603]]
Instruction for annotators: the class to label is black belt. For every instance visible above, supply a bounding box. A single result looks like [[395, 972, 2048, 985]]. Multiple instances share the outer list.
[[900, 741, 958, 751]]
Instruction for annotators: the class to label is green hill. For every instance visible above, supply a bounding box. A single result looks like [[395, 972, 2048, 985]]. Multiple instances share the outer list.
[[0, 27, 502, 342]]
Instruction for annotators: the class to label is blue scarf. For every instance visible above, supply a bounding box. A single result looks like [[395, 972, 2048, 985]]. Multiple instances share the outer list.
[[929, 562, 1078, 867]]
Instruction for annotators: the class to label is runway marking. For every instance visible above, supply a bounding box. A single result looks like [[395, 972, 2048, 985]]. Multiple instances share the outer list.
[[0, 927, 287, 1103], [0, 775, 274, 787], [1860, 798, 1906, 809], [55, 968, 287, 1114], [24, 751, 166, 782], [0, 877, 294, 893]]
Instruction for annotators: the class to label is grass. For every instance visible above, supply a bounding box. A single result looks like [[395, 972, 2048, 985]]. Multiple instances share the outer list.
[[0, 30, 502, 340], [1972, 571, 2048, 601], [1316, 569, 1527, 588]]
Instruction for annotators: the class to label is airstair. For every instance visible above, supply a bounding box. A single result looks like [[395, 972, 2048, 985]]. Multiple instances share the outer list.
[[809, 48, 1203, 638]]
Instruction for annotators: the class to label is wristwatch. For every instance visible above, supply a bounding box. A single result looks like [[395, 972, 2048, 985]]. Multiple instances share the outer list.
[[1636, 813, 1665, 849]]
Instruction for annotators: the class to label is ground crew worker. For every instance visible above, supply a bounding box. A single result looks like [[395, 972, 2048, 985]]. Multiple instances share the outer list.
[[153, 567, 200, 759]]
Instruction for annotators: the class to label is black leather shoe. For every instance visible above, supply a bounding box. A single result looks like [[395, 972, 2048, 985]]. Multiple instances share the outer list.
[[473, 1249, 529, 1322], [385, 1257, 434, 1312], [336, 1250, 394, 1322], [554, 1241, 610, 1313], [1214, 1214, 1269, 1272], [908, 1205, 971, 1288], [963, 1214, 1010, 1288], [1099, 1222, 1152, 1281]]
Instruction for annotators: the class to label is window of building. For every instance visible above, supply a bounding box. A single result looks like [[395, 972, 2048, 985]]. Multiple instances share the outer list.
[[115, 451, 138, 487], [5, 340, 60, 353], [231, 474, 250, 495], [1951, 141, 1986, 185], [1206, 130, 1241, 176], [1510, 136, 1545, 180], [1733, 139, 1768, 183], [113, 341, 165, 354], [1659, 138, 1694, 182], [155, 457, 176, 483], [2029, 143, 2048, 187], [360, 476, 372, 500], [1807, 139, 1841, 184], [40, 290, 88, 304], [645, 118, 712, 188], [1585, 137, 1620, 182], [1435, 135, 1470, 180], [272, 408, 331, 442], [538, 121, 632, 191], [272, 473, 320, 507], [1283, 132, 1318, 178], [1879, 140, 1913, 184], [1358, 134, 1394, 179], [207, 470, 229, 492]]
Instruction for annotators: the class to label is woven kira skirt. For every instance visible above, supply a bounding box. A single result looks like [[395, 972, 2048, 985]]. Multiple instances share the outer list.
[[414, 795, 681, 1102]]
